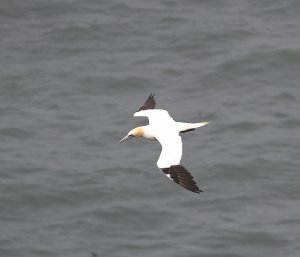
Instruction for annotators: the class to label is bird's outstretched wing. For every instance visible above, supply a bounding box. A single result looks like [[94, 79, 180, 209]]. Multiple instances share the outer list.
[[156, 132, 202, 193], [134, 109, 175, 128], [137, 93, 156, 111], [156, 132, 182, 168], [162, 165, 202, 193]]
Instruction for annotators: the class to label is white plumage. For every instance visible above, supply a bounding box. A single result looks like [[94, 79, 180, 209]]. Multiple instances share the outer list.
[[134, 109, 182, 168], [120, 94, 209, 193]]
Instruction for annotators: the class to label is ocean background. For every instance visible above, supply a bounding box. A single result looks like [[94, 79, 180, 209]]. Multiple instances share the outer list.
[[1, 0, 300, 256]]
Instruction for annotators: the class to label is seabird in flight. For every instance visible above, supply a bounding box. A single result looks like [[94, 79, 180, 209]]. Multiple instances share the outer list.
[[120, 94, 209, 193]]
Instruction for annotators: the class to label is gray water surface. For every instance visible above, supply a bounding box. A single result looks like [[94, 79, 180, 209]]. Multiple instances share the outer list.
[[1, 0, 300, 256]]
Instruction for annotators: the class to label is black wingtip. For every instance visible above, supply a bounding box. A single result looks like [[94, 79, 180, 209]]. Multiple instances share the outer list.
[[162, 165, 202, 194], [137, 93, 156, 112]]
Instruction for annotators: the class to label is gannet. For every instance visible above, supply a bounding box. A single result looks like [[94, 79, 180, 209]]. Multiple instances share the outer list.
[[120, 94, 209, 193]]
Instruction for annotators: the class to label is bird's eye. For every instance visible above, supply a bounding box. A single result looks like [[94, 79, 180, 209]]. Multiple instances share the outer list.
[[128, 134, 134, 138]]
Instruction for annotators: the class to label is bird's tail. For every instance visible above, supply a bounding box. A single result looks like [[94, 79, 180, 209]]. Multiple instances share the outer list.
[[176, 121, 209, 133]]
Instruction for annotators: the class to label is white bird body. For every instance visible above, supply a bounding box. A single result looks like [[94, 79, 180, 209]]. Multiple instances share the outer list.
[[135, 109, 182, 168], [135, 109, 208, 169], [120, 94, 209, 193]]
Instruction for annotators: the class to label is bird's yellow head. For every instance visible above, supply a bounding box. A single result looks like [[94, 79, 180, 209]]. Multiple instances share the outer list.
[[119, 127, 144, 143]]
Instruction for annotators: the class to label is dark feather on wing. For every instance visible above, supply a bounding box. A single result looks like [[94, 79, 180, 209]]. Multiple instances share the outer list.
[[162, 165, 202, 193], [180, 128, 195, 133], [137, 93, 156, 111]]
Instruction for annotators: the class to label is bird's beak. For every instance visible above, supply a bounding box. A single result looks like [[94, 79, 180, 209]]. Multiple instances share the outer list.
[[119, 135, 132, 143]]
